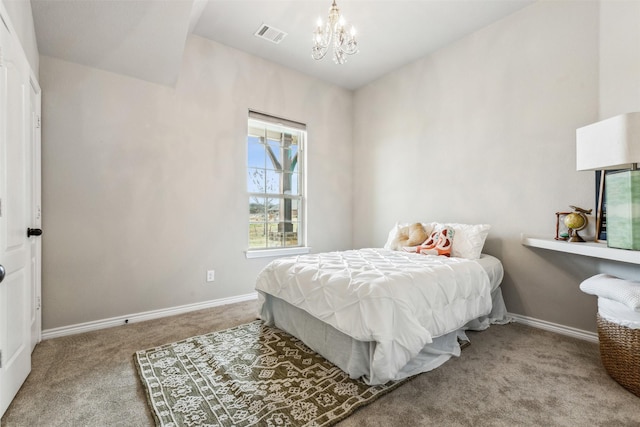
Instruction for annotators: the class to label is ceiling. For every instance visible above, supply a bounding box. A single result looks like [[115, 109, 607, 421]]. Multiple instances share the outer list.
[[31, 0, 535, 90]]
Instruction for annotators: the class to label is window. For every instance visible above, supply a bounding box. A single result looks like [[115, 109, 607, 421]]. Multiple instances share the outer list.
[[247, 111, 305, 252]]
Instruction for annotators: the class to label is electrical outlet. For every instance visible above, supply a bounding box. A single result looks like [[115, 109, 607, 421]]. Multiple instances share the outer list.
[[207, 270, 215, 282]]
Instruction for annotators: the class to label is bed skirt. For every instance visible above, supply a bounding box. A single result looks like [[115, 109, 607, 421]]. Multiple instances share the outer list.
[[259, 287, 509, 385]]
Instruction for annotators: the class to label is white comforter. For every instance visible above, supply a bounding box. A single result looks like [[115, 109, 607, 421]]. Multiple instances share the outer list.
[[255, 248, 492, 383]]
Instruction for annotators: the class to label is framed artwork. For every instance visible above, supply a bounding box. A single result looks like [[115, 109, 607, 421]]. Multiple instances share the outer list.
[[595, 170, 605, 242]]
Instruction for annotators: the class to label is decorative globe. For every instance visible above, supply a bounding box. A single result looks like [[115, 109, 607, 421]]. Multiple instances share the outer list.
[[564, 212, 586, 230]]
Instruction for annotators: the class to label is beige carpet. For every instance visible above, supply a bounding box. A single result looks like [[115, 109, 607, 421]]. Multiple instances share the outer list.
[[2, 299, 640, 426]]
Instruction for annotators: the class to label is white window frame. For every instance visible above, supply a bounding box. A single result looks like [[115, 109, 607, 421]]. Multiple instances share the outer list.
[[245, 111, 309, 258]]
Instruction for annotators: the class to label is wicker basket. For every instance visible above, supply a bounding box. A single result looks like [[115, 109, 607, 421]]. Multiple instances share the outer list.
[[596, 313, 640, 397]]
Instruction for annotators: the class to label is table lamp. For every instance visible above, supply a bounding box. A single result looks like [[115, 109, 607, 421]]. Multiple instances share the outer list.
[[576, 112, 640, 250]]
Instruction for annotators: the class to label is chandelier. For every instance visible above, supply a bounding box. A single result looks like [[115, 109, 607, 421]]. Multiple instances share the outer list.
[[312, 0, 358, 64]]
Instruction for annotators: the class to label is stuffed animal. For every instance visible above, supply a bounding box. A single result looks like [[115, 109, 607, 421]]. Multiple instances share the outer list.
[[418, 226, 455, 257], [390, 223, 428, 250]]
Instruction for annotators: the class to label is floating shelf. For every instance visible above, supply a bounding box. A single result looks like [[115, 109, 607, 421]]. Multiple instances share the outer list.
[[521, 234, 640, 265]]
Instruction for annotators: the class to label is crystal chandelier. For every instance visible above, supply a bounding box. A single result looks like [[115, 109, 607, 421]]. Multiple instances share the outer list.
[[312, 0, 358, 64]]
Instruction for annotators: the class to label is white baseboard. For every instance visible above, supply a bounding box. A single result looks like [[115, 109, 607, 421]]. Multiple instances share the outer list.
[[41, 292, 259, 340], [509, 312, 598, 343], [41, 297, 598, 344]]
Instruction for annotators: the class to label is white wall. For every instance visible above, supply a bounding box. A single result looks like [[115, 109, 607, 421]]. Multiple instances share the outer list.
[[1, 0, 38, 74], [353, 1, 612, 332], [39, 35, 353, 329], [599, 0, 640, 119]]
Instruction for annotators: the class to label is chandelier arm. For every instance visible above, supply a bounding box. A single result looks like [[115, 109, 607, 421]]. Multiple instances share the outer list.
[[312, 46, 329, 60], [339, 41, 358, 56]]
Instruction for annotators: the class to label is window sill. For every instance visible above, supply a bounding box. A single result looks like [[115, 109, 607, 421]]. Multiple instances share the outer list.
[[245, 247, 311, 259]]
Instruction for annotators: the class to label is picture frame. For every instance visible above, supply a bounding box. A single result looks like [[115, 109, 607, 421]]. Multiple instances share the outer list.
[[595, 170, 605, 242], [595, 170, 619, 242]]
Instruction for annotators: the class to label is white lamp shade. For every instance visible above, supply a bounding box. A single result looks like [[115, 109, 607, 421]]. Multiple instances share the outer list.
[[576, 112, 640, 171]]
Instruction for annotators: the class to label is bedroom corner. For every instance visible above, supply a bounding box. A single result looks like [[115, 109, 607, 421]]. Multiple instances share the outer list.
[[352, 0, 640, 335], [38, 36, 354, 332]]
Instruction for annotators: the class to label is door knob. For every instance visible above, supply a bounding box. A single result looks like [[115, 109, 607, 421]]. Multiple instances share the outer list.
[[0, 265, 5, 283], [27, 228, 43, 237]]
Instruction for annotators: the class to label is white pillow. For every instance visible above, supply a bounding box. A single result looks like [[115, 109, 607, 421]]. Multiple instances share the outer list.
[[383, 222, 436, 250], [443, 223, 491, 259], [580, 274, 640, 311]]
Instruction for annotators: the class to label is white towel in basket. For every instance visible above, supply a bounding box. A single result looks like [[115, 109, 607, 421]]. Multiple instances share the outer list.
[[580, 274, 640, 311], [598, 298, 640, 329]]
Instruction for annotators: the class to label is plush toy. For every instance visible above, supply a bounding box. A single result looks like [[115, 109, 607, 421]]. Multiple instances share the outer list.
[[418, 226, 455, 257], [390, 223, 428, 250]]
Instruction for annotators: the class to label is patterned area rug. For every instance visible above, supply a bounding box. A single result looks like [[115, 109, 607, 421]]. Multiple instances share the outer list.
[[134, 321, 408, 426]]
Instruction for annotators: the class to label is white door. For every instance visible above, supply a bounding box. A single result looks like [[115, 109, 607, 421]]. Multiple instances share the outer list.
[[28, 77, 41, 351], [0, 12, 33, 417]]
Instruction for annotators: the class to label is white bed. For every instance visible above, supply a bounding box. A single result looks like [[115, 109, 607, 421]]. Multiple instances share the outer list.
[[256, 248, 508, 385]]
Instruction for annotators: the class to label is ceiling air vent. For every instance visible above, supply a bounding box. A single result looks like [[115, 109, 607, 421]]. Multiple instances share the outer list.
[[254, 23, 287, 44]]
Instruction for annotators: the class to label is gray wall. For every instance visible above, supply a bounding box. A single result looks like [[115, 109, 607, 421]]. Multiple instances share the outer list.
[[352, 0, 640, 333], [38, 0, 640, 333], [40, 36, 353, 329]]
